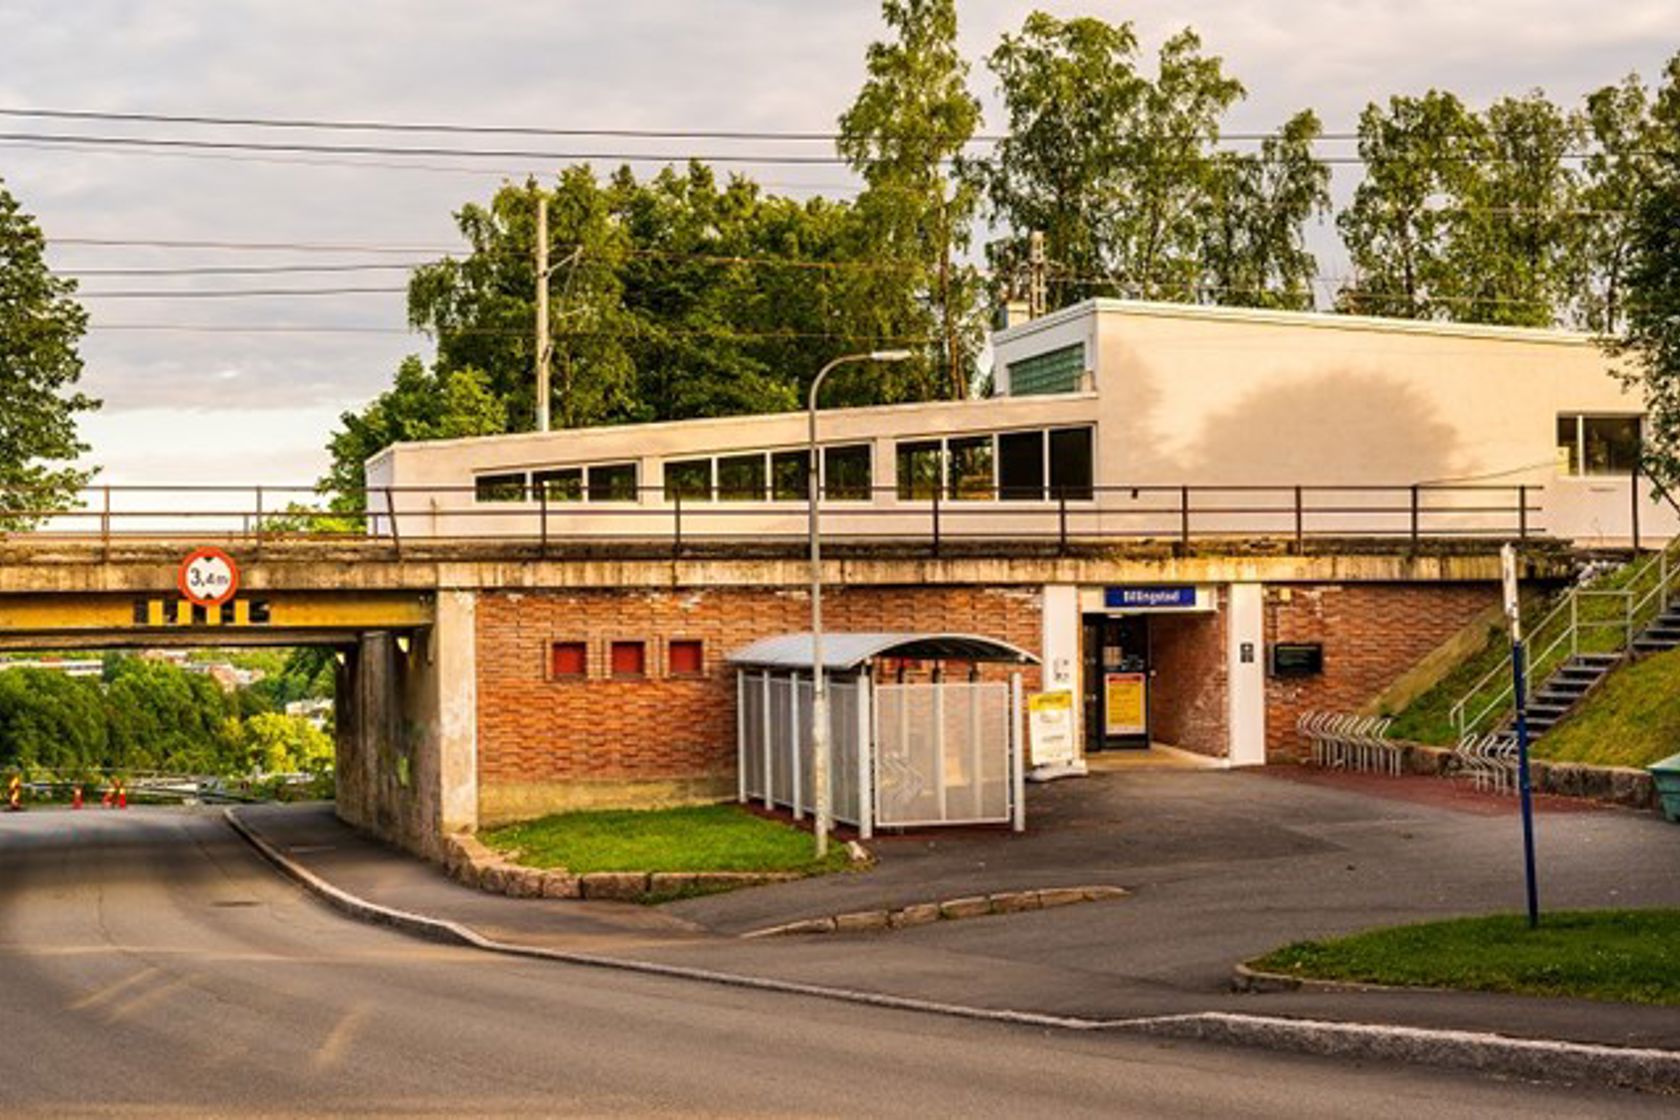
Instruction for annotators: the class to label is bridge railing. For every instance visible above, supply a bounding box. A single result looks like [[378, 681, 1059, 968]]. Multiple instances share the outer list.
[[0, 480, 1544, 554]]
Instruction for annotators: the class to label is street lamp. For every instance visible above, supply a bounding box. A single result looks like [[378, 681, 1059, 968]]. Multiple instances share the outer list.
[[809, 349, 913, 858]]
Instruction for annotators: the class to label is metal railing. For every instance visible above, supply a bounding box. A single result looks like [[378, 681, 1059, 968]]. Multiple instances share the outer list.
[[0, 480, 1545, 556], [1449, 531, 1680, 737]]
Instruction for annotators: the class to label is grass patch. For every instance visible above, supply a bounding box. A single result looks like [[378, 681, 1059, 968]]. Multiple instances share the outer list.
[[1383, 621, 1512, 744], [1253, 909, 1680, 1005], [481, 803, 853, 876], [1535, 646, 1680, 769]]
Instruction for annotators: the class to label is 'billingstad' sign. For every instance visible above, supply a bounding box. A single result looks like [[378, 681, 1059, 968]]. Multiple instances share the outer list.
[[1104, 586, 1198, 610]]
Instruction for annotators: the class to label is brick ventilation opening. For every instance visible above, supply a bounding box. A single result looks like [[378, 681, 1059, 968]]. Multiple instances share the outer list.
[[550, 641, 587, 679], [668, 639, 704, 676], [610, 640, 646, 678]]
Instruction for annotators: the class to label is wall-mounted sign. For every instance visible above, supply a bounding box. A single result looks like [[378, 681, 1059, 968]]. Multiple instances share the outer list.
[[1104, 585, 1198, 610], [1103, 672, 1148, 737], [177, 547, 239, 608], [1269, 642, 1324, 678], [1028, 690, 1076, 767]]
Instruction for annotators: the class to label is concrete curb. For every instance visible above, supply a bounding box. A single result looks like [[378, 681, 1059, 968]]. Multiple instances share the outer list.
[[1231, 961, 1415, 996], [741, 885, 1127, 938], [225, 809, 1680, 1095]]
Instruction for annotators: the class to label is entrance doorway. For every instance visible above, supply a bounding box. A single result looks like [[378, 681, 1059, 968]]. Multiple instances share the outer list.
[[1081, 614, 1150, 751]]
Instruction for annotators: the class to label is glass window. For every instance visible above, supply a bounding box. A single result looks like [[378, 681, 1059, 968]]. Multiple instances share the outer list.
[[1048, 426, 1094, 500], [717, 454, 767, 501], [771, 449, 810, 501], [587, 463, 638, 502], [533, 468, 582, 502], [1007, 343, 1085, 396], [664, 458, 712, 502], [1585, 416, 1641, 475], [1556, 416, 1579, 475], [896, 440, 942, 500], [610, 640, 645, 678], [997, 430, 1045, 501], [824, 444, 873, 501], [668, 639, 704, 676], [947, 435, 994, 500], [550, 641, 587, 678], [474, 472, 527, 503]]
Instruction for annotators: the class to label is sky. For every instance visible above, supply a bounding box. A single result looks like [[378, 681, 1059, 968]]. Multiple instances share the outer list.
[[1, 0, 1677, 489]]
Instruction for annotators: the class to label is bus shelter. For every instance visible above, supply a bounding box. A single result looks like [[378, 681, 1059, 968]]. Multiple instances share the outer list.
[[728, 632, 1037, 838]]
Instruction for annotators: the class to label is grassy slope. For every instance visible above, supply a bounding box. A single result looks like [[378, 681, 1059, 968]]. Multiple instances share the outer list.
[[1382, 622, 1511, 745], [481, 803, 852, 875], [1253, 910, 1680, 1005], [1534, 646, 1680, 769]]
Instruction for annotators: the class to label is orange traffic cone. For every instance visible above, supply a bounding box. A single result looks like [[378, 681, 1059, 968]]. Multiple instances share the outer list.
[[5, 775, 19, 812], [116, 780, 128, 810], [71, 786, 83, 810], [102, 784, 114, 808]]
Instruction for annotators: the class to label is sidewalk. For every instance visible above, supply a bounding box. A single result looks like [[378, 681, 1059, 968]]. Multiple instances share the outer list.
[[231, 767, 1680, 1053]]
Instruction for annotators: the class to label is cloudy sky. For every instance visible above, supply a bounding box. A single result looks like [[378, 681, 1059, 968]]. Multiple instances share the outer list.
[[1, 1, 1676, 488]]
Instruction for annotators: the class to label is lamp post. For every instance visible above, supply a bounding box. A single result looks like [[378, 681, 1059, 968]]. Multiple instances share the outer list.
[[809, 349, 912, 857]]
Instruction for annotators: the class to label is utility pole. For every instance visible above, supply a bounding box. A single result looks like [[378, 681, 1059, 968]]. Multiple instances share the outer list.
[[534, 193, 551, 433], [1027, 230, 1047, 321]]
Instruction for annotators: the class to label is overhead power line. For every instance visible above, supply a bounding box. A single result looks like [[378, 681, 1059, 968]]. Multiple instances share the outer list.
[[77, 285, 407, 298], [67, 261, 429, 277]]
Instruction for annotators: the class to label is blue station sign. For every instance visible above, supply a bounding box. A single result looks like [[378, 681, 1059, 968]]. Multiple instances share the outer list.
[[1104, 585, 1199, 610]]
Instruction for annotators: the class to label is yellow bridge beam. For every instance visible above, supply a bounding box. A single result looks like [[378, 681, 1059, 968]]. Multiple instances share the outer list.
[[0, 592, 434, 634]]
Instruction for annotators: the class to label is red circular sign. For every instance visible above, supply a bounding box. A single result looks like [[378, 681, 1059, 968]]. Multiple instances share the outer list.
[[178, 547, 240, 608]]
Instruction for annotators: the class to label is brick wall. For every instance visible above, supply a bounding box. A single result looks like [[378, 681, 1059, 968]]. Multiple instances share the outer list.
[[475, 585, 1043, 818], [1262, 582, 1495, 760], [1147, 606, 1227, 757]]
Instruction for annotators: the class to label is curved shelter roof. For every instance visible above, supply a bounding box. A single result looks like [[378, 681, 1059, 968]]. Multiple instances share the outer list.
[[727, 632, 1038, 672]]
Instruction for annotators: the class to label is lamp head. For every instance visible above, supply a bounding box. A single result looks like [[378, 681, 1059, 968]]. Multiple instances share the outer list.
[[870, 349, 914, 362]]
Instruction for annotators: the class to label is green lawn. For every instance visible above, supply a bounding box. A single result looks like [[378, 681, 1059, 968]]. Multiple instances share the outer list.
[[1535, 646, 1680, 769], [1253, 910, 1680, 1005], [1383, 621, 1512, 744], [481, 803, 854, 876]]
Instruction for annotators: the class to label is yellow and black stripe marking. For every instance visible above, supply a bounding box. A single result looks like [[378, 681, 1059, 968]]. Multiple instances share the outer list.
[[131, 599, 272, 627]]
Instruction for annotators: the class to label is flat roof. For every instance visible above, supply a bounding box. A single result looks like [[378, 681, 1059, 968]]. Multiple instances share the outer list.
[[727, 632, 1039, 672]]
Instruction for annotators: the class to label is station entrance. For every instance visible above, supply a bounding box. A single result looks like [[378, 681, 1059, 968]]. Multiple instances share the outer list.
[[1081, 614, 1151, 750]]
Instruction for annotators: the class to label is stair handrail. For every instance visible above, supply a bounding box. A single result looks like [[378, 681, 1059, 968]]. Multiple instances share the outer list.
[[1450, 532, 1680, 738]]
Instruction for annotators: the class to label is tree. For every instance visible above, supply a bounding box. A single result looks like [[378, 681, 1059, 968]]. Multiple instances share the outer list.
[[1200, 110, 1330, 309], [838, 0, 984, 399], [1337, 91, 1484, 319], [241, 712, 333, 775], [322, 355, 505, 504], [1612, 63, 1680, 489], [0, 179, 97, 526]]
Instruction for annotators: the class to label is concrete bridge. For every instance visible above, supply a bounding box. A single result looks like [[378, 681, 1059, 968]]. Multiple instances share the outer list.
[[0, 534, 1579, 860]]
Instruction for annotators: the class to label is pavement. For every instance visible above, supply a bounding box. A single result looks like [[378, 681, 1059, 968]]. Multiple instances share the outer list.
[[12, 808, 1671, 1116], [232, 765, 1680, 1056]]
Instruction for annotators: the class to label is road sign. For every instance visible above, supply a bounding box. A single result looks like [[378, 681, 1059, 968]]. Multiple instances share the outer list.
[[178, 547, 239, 608]]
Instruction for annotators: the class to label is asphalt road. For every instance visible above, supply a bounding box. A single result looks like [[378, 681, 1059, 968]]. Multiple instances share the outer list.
[[0, 808, 1669, 1117]]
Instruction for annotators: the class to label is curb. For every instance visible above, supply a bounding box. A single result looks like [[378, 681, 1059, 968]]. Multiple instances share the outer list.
[[1231, 961, 1413, 996], [741, 885, 1127, 938], [224, 809, 1680, 1095]]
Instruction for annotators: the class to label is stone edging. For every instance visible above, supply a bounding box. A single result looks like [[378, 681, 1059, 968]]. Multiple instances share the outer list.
[[442, 833, 871, 903], [1376, 742, 1659, 811], [742, 885, 1126, 938], [224, 809, 1680, 1096], [1232, 961, 1420, 996]]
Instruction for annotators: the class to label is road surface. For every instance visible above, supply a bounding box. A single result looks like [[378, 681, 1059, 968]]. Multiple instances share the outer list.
[[0, 808, 1667, 1117]]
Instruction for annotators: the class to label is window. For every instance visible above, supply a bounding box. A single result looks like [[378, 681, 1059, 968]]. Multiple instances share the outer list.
[[947, 435, 994, 500], [717, 454, 767, 501], [771, 449, 810, 501], [610, 640, 646, 678], [668, 639, 704, 676], [1557, 414, 1641, 476], [550, 641, 587, 679], [896, 440, 942, 500], [824, 444, 873, 500], [533, 468, 582, 502], [475, 472, 527, 502], [664, 458, 712, 502], [1048, 426, 1094, 500], [1007, 343, 1085, 396], [997, 430, 1045, 500], [587, 462, 639, 502]]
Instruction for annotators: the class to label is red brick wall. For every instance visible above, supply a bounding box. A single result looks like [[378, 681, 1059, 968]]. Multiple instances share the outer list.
[[475, 585, 1043, 790], [1148, 606, 1227, 756], [1262, 583, 1495, 759]]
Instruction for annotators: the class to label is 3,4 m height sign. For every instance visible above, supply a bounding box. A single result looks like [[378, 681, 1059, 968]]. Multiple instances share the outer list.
[[177, 547, 239, 608]]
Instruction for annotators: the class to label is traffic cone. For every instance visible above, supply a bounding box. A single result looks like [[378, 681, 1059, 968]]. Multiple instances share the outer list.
[[116, 781, 127, 810], [5, 776, 19, 812], [102, 784, 114, 808], [71, 786, 83, 810]]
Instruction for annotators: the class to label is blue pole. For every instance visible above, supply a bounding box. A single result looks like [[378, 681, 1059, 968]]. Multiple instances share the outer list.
[[1511, 638, 1541, 929]]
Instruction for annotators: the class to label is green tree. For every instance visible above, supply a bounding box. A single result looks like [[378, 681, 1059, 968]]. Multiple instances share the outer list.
[[838, 0, 984, 399], [1612, 65, 1680, 488], [322, 354, 505, 504], [241, 711, 333, 775], [1200, 110, 1330, 309], [1337, 91, 1484, 318], [0, 179, 97, 526]]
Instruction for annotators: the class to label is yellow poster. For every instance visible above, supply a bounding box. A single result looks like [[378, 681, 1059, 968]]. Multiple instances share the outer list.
[[1028, 690, 1076, 766], [1104, 673, 1147, 736]]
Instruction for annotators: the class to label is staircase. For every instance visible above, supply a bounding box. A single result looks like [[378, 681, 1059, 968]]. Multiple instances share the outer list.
[[1515, 653, 1619, 737], [1633, 601, 1680, 655]]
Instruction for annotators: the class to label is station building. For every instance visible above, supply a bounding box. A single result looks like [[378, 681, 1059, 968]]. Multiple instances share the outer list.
[[366, 300, 1665, 823]]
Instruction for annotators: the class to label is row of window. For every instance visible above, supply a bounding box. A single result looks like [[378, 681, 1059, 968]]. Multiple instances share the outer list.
[[1557, 413, 1641, 477], [549, 638, 705, 681], [477, 425, 1096, 505]]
